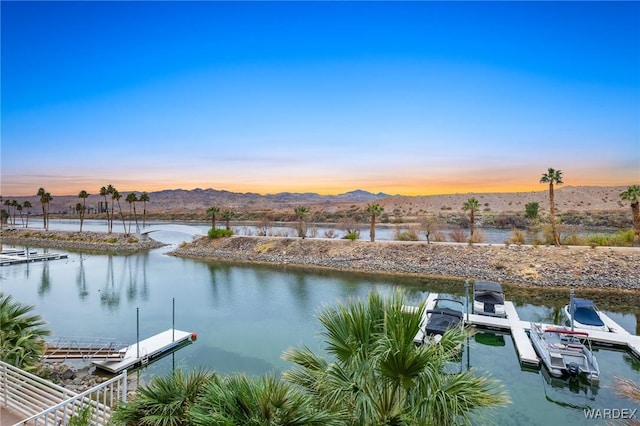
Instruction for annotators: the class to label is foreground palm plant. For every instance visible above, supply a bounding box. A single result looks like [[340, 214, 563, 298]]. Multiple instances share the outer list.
[[0, 293, 50, 370], [110, 368, 214, 426], [282, 290, 509, 425], [190, 374, 344, 425], [612, 376, 640, 426]]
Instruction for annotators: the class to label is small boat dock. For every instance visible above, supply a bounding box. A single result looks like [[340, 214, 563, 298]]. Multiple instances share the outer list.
[[92, 329, 195, 373], [421, 293, 640, 366], [0, 248, 68, 266]]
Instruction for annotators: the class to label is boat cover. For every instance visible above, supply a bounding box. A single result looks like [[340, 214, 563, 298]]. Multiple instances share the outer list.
[[474, 281, 504, 293], [570, 298, 605, 327], [425, 308, 463, 336]]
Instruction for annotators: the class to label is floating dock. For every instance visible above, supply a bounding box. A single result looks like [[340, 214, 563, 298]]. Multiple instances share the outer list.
[[419, 293, 640, 367], [43, 337, 128, 362], [0, 248, 68, 266], [92, 329, 195, 373]]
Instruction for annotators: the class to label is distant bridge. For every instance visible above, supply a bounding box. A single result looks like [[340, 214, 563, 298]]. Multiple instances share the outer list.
[[139, 224, 207, 238]]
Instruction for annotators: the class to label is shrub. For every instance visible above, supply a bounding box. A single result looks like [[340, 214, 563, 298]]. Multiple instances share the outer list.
[[506, 228, 526, 245], [343, 231, 359, 241], [448, 227, 467, 243], [208, 228, 233, 239], [469, 229, 486, 243]]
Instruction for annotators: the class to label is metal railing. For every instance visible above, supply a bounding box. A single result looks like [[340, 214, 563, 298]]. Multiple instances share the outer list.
[[0, 360, 127, 425]]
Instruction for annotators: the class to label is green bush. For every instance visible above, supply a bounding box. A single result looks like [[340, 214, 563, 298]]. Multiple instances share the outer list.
[[208, 228, 233, 239], [343, 231, 359, 241]]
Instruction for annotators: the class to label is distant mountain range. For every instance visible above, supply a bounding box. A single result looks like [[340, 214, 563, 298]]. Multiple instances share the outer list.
[[2, 186, 630, 215]]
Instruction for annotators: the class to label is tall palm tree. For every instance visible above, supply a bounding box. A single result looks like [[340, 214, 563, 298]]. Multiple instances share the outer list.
[[366, 203, 384, 242], [0, 293, 50, 371], [462, 197, 480, 237], [107, 184, 117, 233], [540, 168, 563, 246], [4, 199, 12, 226], [207, 206, 220, 230], [16, 203, 23, 227], [100, 186, 111, 231], [78, 190, 89, 232], [10, 199, 19, 226], [619, 184, 640, 246], [294, 206, 309, 238], [37, 187, 46, 229], [42, 191, 52, 231], [282, 290, 509, 425], [126, 192, 140, 234], [112, 189, 127, 234], [139, 191, 150, 228], [111, 368, 214, 426], [222, 209, 233, 230], [23, 200, 32, 228]]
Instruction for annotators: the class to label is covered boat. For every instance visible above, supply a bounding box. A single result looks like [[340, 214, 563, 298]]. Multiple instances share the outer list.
[[473, 281, 506, 318], [529, 323, 600, 383], [563, 298, 607, 332], [414, 298, 464, 346]]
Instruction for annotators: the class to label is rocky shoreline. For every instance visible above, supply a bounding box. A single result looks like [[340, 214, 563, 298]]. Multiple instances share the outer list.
[[2, 229, 638, 290], [0, 228, 166, 252], [170, 236, 640, 290]]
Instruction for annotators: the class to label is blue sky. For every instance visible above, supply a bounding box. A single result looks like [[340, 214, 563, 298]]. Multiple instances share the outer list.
[[2, 1, 639, 196]]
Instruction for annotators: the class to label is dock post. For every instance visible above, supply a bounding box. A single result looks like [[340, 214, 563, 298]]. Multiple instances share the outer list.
[[464, 280, 469, 322], [569, 289, 575, 332], [172, 298, 175, 342], [137, 308, 140, 359]]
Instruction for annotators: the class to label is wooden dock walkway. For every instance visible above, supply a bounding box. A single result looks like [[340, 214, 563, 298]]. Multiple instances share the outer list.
[[92, 329, 195, 373]]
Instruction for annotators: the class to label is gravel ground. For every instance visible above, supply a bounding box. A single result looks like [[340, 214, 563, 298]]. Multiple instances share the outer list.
[[170, 236, 640, 290]]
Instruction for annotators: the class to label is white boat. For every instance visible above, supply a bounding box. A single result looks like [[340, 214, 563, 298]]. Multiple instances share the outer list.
[[563, 298, 607, 332], [473, 281, 506, 318], [529, 323, 600, 383]]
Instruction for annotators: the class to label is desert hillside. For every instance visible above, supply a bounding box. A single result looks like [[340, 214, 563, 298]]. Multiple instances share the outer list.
[[2, 185, 633, 216]]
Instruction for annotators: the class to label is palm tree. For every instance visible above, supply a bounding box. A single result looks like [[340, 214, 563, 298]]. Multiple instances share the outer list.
[[78, 190, 89, 232], [23, 200, 32, 228], [139, 191, 150, 228], [619, 184, 640, 245], [0, 293, 51, 371], [4, 199, 12, 226], [294, 206, 309, 238], [126, 192, 140, 234], [42, 191, 52, 231], [207, 206, 220, 230], [540, 168, 563, 246], [462, 197, 480, 237], [100, 186, 111, 231], [112, 189, 127, 234], [10, 199, 19, 226], [107, 185, 117, 233], [190, 374, 343, 426], [282, 290, 509, 425], [111, 368, 214, 426], [222, 209, 234, 230], [366, 203, 384, 242], [37, 187, 46, 228], [16, 203, 23, 227]]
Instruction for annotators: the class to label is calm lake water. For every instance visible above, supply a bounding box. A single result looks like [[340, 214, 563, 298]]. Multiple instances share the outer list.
[[1, 220, 638, 425]]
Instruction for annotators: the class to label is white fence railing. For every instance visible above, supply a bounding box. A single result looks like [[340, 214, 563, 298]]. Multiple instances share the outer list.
[[0, 360, 127, 425]]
